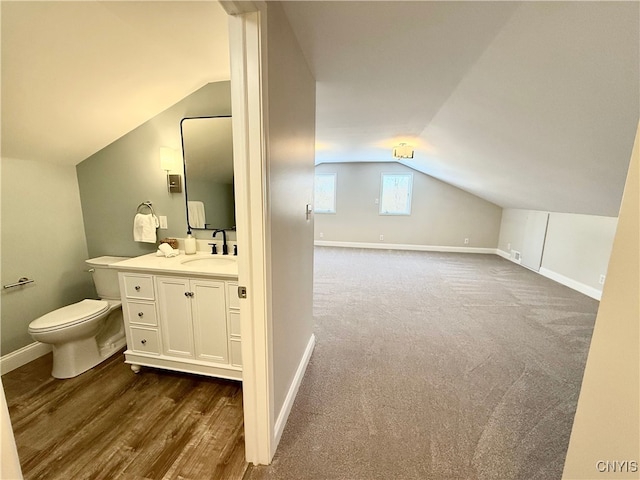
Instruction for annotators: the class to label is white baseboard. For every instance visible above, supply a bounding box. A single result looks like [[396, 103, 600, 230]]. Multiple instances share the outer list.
[[1, 342, 51, 375], [273, 333, 316, 448], [497, 250, 601, 300], [539, 267, 602, 301], [315, 240, 497, 255], [497, 248, 526, 265], [496, 248, 511, 260]]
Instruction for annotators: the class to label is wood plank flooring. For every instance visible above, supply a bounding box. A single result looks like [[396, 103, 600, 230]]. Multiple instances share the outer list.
[[2, 350, 248, 480]]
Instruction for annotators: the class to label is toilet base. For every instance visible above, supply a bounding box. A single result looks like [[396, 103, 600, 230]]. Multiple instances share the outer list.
[[51, 336, 99, 379], [99, 336, 127, 358], [51, 334, 126, 379]]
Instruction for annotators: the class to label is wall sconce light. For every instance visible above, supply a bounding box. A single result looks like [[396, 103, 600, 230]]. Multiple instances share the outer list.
[[392, 143, 414, 159], [160, 146, 182, 193]]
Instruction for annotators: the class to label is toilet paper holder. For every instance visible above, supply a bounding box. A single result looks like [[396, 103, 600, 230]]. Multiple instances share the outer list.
[[3, 277, 34, 289]]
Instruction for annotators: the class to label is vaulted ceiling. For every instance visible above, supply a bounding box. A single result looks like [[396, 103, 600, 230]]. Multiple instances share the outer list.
[[283, 1, 639, 217], [2, 1, 638, 217]]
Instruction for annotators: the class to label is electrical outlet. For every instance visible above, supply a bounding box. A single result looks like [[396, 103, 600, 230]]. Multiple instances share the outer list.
[[507, 242, 511, 251], [319, 232, 324, 239], [599, 274, 606, 285], [379, 234, 384, 241], [159, 216, 168, 229], [375, 198, 379, 205], [464, 238, 469, 245]]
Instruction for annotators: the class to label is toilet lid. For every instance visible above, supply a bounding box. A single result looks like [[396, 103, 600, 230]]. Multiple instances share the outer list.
[[29, 299, 109, 332]]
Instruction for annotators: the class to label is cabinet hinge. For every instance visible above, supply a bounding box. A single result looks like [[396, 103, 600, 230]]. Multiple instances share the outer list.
[[238, 286, 247, 299]]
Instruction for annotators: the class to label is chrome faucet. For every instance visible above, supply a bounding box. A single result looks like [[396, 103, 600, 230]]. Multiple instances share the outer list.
[[213, 229, 228, 255]]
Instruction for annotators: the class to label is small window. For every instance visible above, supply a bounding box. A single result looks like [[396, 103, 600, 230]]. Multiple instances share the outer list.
[[380, 173, 413, 215], [314, 173, 337, 214]]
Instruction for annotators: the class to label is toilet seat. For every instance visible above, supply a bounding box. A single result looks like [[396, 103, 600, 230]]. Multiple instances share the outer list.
[[29, 299, 109, 333]]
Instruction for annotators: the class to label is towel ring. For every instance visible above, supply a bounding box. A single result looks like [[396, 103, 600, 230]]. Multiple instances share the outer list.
[[136, 201, 156, 216]]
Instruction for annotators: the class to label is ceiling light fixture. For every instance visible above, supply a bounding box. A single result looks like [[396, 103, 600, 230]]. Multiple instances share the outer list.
[[392, 143, 414, 159]]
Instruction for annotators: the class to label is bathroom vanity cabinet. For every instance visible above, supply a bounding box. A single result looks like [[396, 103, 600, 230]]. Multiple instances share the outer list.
[[114, 254, 242, 381]]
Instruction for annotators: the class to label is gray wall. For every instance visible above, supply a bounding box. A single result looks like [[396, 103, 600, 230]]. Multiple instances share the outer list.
[[498, 208, 617, 294], [1, 157, 94, 355], [76, 81, 232, 258], [266, 2, 316, 421], [314, 162, 503, 248]]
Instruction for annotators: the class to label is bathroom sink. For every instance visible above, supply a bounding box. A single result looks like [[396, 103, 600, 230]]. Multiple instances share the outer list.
[[180, 257, 237, 267]]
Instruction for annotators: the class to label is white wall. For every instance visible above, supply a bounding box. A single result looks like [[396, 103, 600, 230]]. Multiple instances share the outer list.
[[1, 157, 93, 356], [563, 124, 639, 479], [498, 209, 617, 299], [264, 1, 316, 444], [315, 162, 502, 249]]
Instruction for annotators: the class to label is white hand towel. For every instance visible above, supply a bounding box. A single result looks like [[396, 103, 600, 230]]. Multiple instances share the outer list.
[[187, 201, 206, 229], [133, 213, 158, 243], [157, 243, 179, 257]]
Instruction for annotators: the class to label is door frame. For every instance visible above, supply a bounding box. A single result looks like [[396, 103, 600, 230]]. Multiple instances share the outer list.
[[224, 2, 274, 465]]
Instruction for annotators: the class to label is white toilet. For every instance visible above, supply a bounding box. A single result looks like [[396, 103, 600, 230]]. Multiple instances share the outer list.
[[28, 256, 129, 379]]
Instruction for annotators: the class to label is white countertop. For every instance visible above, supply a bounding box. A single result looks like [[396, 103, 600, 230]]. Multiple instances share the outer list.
[[112, 251, 238, 279]]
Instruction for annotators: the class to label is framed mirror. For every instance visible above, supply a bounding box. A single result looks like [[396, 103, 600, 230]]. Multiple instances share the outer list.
[[180, 116, 235, 231]]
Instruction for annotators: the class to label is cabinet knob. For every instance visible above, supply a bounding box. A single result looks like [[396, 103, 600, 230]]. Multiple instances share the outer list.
[[135, 285, 141, 291], [138, 312, 144, 317], [184, 291, 194, 297], [141, 339, 147, 345]]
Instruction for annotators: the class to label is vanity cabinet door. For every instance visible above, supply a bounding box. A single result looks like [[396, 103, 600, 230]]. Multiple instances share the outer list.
[[191, 279, 228, 363], [156, 277, 195, 359]]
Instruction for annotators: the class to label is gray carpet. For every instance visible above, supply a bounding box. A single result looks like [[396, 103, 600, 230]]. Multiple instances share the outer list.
[[246, 247, 598, 480]]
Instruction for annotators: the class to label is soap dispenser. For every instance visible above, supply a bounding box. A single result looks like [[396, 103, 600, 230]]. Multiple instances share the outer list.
[[184, 231, 197, 255]]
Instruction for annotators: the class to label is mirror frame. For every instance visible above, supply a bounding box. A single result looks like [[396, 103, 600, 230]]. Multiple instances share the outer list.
[[180, 115, 234, 231]]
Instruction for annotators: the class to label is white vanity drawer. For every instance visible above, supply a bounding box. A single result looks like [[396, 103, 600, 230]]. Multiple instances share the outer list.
[[229, 311, 241, 337], [129, 327, 160, 355], [229, 339, 242, 367], [126, 301, 157, 327], [123, 274, 154, 300], [227, 282, 240, 310]]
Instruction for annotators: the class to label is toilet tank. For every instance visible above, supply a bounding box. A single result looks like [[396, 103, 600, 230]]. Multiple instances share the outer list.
[[86, 256, 130, 300]]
